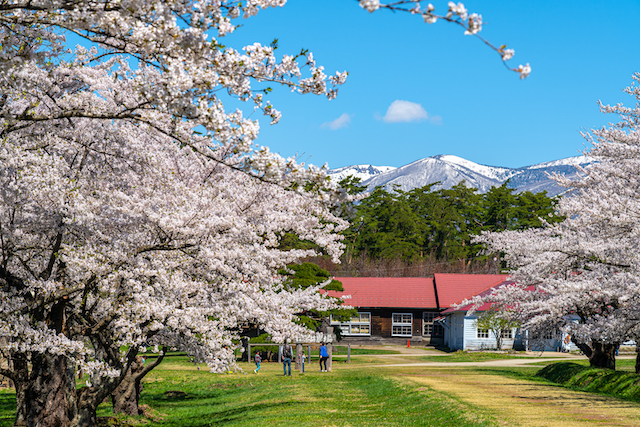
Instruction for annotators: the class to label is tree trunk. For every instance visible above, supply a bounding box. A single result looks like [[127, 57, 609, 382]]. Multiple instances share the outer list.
[[11, 353, 29, 427], [111, 356, 145, 415], [578, 341, 617, 369], [111, 348, 167, 416], [76, 386, 112, 427], [635, 343, 640, 374], [494, 331, 503, 351], [23, 353, 77, 427]]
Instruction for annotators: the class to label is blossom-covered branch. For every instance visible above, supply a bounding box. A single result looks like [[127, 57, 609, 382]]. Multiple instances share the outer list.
[[359, 1, 531, 79]]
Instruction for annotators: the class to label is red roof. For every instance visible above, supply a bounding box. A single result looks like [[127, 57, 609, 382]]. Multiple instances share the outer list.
[[434, 273, 508, 308], [324, 277, 437, 309], [442, 281, 532, 313], [322, 274, 509, 310]]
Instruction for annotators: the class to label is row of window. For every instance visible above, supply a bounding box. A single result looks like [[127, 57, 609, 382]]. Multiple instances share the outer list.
[[476, 329, 560, 340], [477, 328, 513, 339], [331, 313, 554, 341], [331, 312, 443, 337]]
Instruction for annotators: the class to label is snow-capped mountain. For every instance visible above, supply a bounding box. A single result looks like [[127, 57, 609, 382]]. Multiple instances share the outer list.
[[328, 155, 592, 196], [328, 164, 396, 182]]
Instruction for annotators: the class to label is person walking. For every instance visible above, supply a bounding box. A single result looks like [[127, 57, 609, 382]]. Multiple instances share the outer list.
[[301, 351, 306, 373], [254, 351, 261, 374], [319, 342, 328, 372], [282, 340, 292, 376]]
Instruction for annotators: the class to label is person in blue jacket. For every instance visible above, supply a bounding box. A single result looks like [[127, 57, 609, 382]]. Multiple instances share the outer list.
[[319, 343, 328, 372], [254, 351, 261, 373]]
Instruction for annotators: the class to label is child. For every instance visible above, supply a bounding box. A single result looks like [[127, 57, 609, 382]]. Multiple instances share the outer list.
[[301, 351, 306, 373], [254, 351, 261, 373]]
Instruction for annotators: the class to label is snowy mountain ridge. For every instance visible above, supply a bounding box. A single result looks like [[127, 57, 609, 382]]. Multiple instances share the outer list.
[[327, 164, 396, 182], [329, 155, 593, 196]]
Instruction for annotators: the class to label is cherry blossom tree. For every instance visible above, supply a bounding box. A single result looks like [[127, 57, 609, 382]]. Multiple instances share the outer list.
[[360, 1, 531, 78], [0, 0, 527, 425], [1, 111, 348, 425], [0, 1, 351, 425], [474, 74, 640, 369]]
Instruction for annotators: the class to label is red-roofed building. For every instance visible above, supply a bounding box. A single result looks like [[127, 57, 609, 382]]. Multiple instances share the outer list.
[[322, 274, 508, 345], [440, 282, 577, 351], [434, 273, 508, 308]]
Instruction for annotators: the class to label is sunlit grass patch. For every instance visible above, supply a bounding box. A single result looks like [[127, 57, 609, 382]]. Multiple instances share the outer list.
[[419, 351, 532, 363], [537, 362, 640, 403]]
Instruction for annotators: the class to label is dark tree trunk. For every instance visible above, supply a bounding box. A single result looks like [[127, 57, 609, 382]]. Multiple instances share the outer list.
[[75, 385, 112, 427], [12, 353, 29, 427], [111, 356, 145, 415], [111, 349, 167, 416], [23, 354, 77, 427], [14, 379, 27, 427], [576, 340, 617, 369], [635, 343, 640, 374]]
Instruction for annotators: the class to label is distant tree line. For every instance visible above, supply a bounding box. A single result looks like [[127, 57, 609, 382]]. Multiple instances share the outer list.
[[311, 178, 564, 277]]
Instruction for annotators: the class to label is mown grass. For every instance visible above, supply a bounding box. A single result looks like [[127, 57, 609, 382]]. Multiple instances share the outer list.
[[0, 355, 497, 427], [130, 363, 498, 426], [536, 361, 640, 403], [418, 351, 529, 363], [5, 352, 640, 426], [0, 392, 15, 427], [527, 357, 637, 371], [330, 346, 400, 355]]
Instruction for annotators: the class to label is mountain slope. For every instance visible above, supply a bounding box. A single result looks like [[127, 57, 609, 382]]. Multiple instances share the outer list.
[[328, 164, 396, 182], [329, 155, 591, 196]]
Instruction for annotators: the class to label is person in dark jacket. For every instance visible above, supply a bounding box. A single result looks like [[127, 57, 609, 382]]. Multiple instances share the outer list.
[[282, 341, 292, 376]]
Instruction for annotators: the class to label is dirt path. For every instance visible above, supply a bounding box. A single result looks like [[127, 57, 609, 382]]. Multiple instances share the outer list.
[[343, 346, 640, 426], [402, 369, 640, 427]]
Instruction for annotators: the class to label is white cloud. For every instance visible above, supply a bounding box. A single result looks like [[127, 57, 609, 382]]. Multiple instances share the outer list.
[[321, 113, 352, 130], [382, 100, 429, 123]]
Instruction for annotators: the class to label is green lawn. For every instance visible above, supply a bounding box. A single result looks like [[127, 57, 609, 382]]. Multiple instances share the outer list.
[[101, 357, 496, 426], [3, 352, 640, 426], [419, 351, 534, 363], [330, 346, 400, 355], [0, 355, 496, 427]]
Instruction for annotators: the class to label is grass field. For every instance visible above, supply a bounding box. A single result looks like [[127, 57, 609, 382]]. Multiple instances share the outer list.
[[101, 357, 497, 427], [3, 349, 640, 426], [418, 351, 535, 363]]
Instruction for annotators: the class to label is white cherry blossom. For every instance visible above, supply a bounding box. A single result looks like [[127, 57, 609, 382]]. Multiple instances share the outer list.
[[472, 74, 640, 369]]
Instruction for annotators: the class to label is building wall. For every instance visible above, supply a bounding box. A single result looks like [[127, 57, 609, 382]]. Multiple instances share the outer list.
[[334, 308, 444, 343], [444, 312, 516, 351]]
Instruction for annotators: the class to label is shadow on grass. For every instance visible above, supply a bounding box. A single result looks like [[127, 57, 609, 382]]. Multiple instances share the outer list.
[[147, 399, 304, 426], [0, 392, 16, 427]]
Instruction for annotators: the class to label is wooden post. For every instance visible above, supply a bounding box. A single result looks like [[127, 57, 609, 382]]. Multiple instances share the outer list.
[[296, 344, 303, 372], [347, 343, 351, 364]]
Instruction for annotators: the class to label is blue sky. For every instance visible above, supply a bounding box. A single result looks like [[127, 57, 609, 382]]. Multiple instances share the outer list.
[[226, 1, 640, 170]]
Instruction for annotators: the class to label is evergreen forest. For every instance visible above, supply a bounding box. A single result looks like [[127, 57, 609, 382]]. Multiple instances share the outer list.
[[311, 178, 564, 277]]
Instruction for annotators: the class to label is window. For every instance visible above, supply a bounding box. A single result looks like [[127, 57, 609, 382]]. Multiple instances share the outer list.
[[477, 328, 489, 339], [501, 329, 513, 339], [392, 313, 413, 337], [423, 312, 444, 337], [330, 312, 371, 336], [542, 330, 557, 340]]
